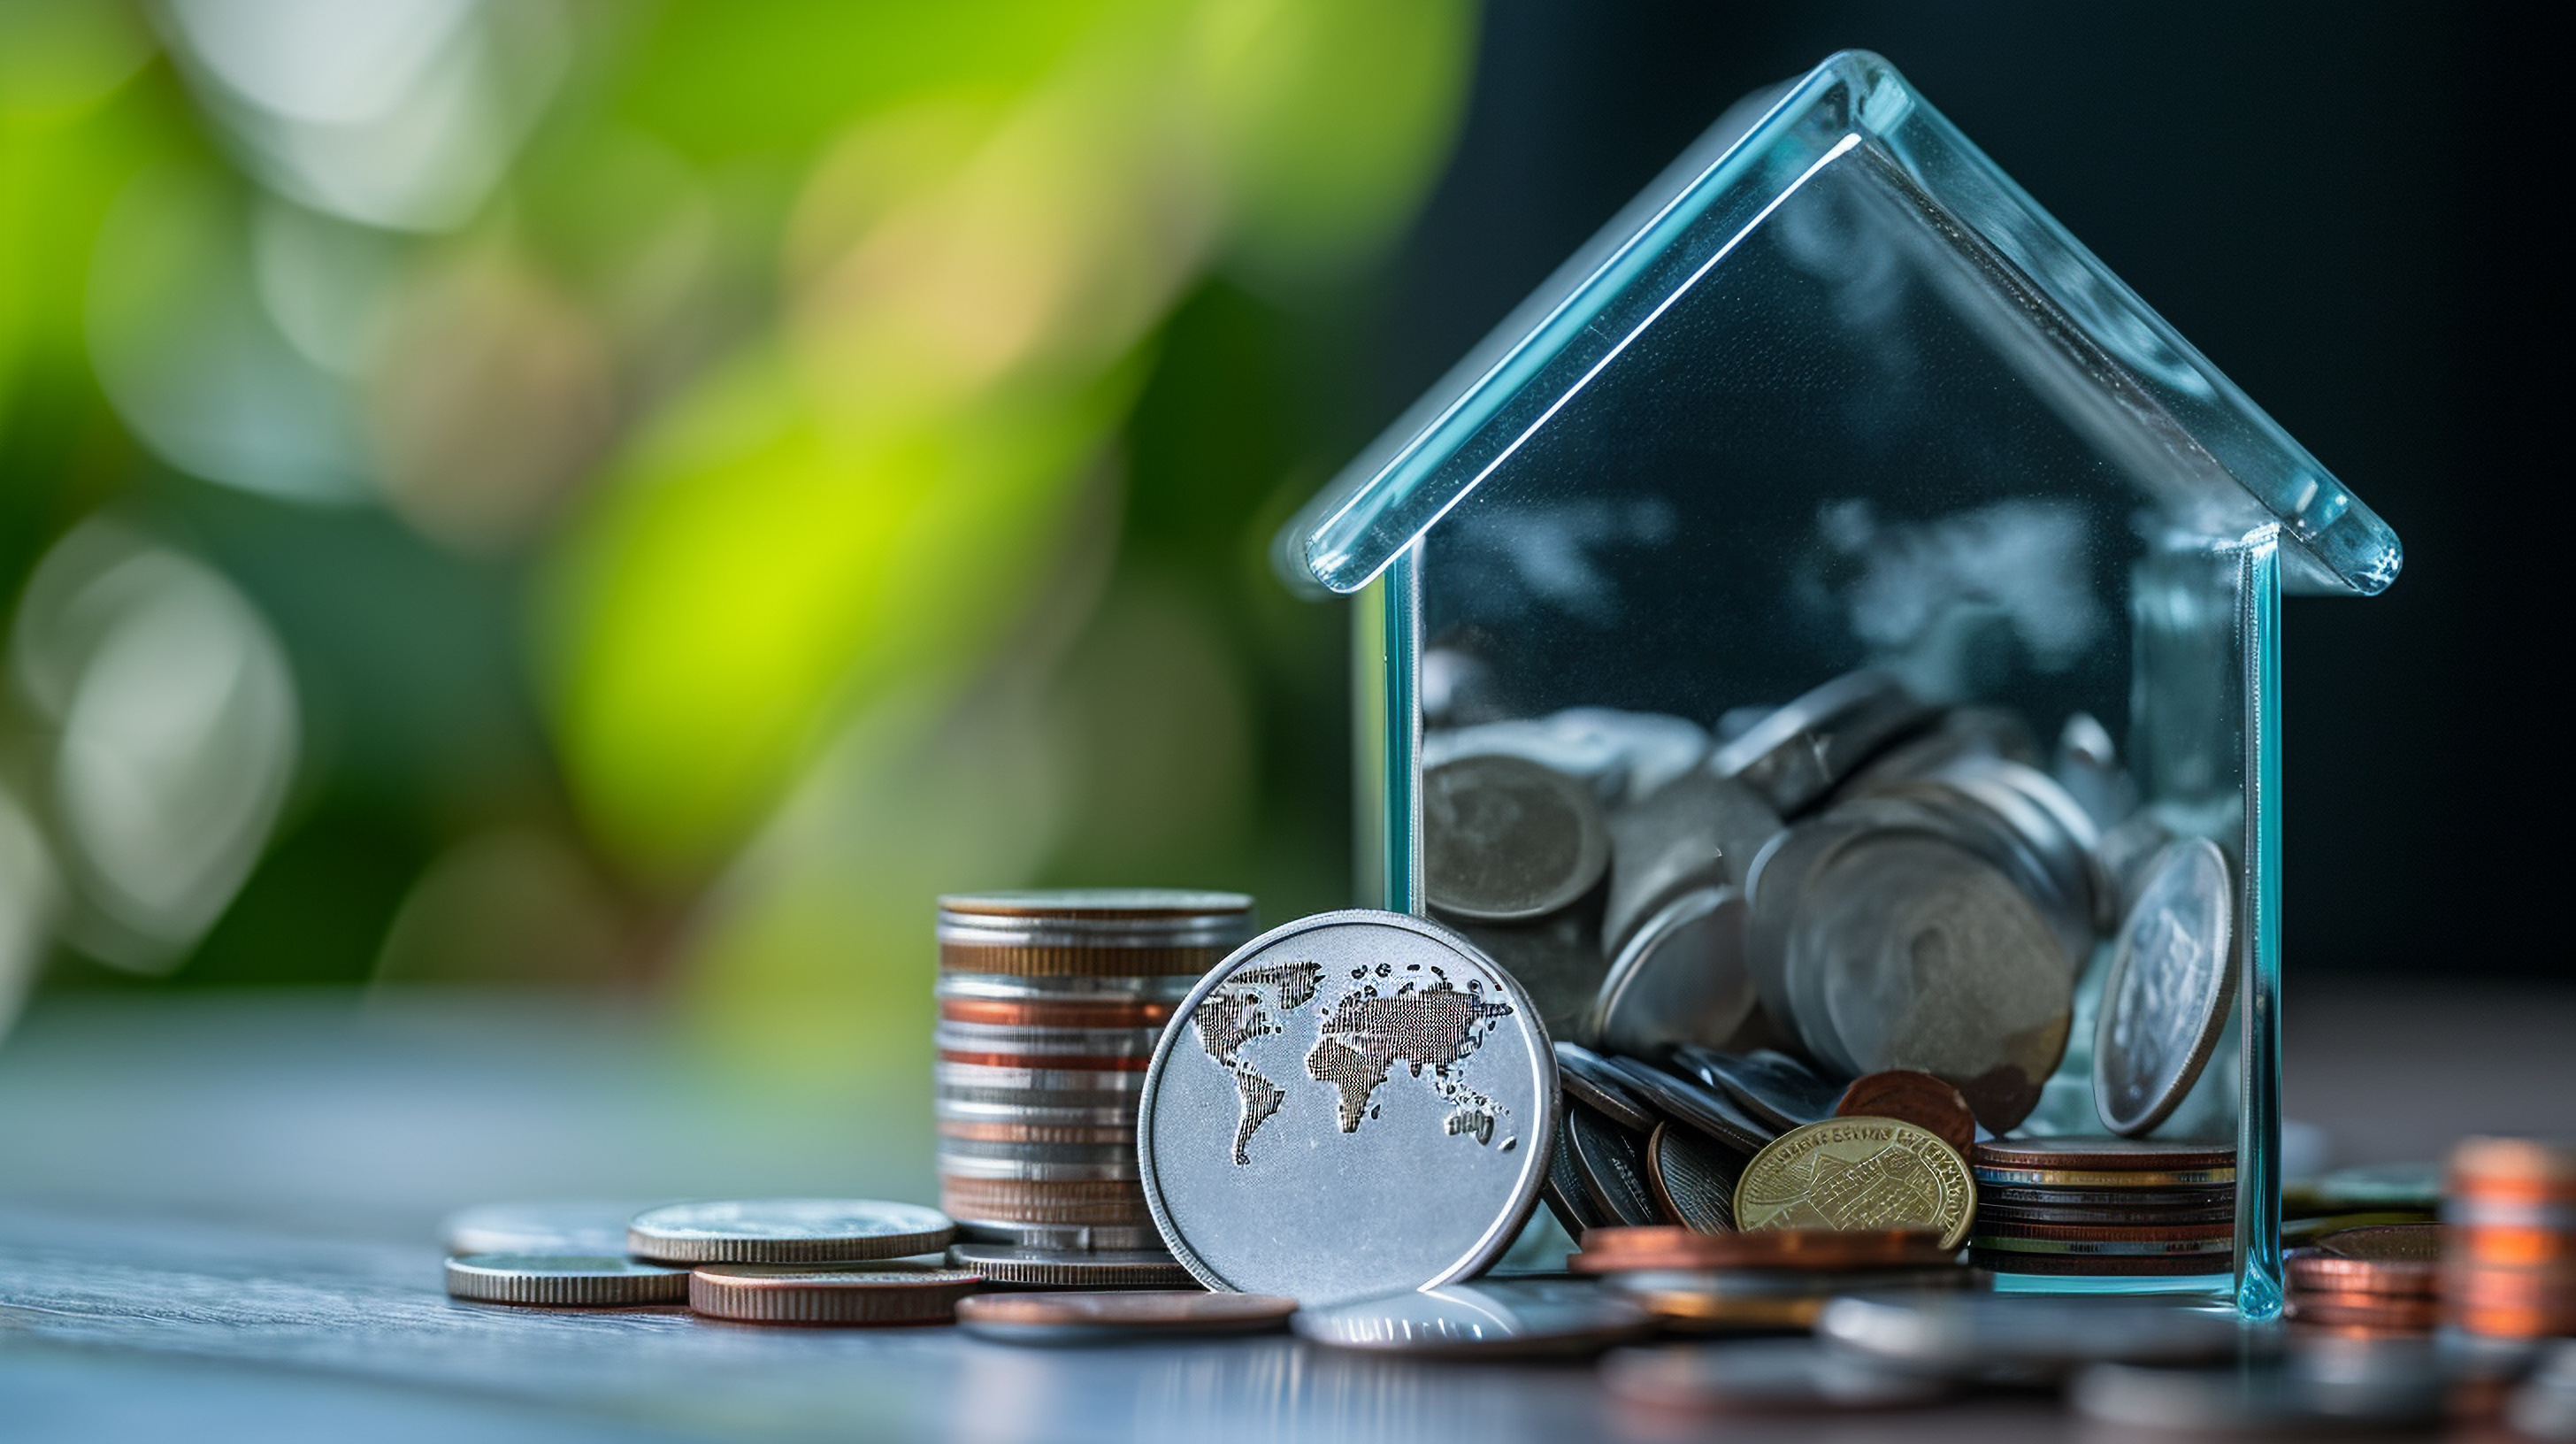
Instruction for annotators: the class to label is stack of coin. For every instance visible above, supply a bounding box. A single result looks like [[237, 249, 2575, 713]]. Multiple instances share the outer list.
[[1573, 1226, 1974, 1331], [1968, 1138, 2235, 1277], [2282, 1224, 2442, 1333], [2445, 1137, 2576, 1340], [934, 889, 1255, 1268]]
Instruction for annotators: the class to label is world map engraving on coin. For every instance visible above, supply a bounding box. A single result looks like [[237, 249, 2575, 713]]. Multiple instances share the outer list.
[[1193, 958, 1515, 1164]]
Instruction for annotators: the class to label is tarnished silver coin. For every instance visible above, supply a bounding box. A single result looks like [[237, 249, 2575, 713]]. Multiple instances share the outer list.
[[1604, 1339, 1949, 1413], [1673, 1047, 1837, 1133], [443, 1254, 689, 1306], [1600, 771, 1777, 957], [439, 1201, 642, 1257], [1137, 910, 1554, 1305], [1707, 671, 1933, 816], [1818, 1292, 2242, 1379], [1592, 887, 1757, 1062], [2095, 838, 2235, 1138], [627, 1199, 954, 1264], [1458, 910, 1607, 1044], [1423, 754, 1610, 922], [1598, 1055, 1774, 1156], [1292, 1279, 1654, 1356], [1552, 1042, 1659, 1134], [1792, 834, 2071, 1131], [1567, 1107, 1660, 1227]]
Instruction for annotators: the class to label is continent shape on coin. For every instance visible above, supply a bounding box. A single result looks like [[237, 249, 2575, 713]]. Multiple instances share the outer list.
[[1139, 910, 1554, 1305], [2094, 838, 2235, 1137], [1733, 1118, 1977, 1250]]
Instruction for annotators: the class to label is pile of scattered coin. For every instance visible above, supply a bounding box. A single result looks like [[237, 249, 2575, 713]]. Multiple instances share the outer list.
[[1968, 1137, 2236, 1277], [933, 889, 1254, 1285], [2448, 1136, 2576, 1340], [1574, 1226, 1973, 1331], [2282, 1223, 2440, 1333]]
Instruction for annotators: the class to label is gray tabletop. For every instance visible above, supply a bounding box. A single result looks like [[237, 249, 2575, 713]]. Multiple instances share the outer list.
[[3, 981, 2570, 1443]]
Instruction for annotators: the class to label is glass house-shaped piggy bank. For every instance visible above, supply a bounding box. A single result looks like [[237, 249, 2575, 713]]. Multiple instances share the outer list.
[[1278, 52, 2399, 1316]]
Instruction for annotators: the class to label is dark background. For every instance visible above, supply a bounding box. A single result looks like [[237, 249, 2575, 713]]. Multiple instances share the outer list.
[[1361, 0, 2553, 979]]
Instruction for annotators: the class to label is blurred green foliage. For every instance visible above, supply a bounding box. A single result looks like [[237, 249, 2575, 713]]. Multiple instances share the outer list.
[[0, 0, 1477, 1064]]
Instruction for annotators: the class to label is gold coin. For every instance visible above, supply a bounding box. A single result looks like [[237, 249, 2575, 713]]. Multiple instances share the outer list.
[[1730, 1118, 1975, 1250]]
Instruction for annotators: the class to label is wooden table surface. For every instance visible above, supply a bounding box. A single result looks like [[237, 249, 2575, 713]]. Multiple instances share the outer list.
[[2, 981, 2569, 1442]]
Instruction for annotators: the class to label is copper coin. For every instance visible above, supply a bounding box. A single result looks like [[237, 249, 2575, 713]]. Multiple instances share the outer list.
[[1973, 1138, 2235, 1172], [2284, 1248, 2438, 1297], [2446, 1264, 2576, 1310], [2454, 1302, 2576, 1338], [2450, 1138, 2576, 1201], [937, 889, 1256, 921], [1835, 1071, 1975, 1156], [2313, 1223, 2443, 1263], [939, 997, 1174, 1029], [1971, 1218, 2235, 1244], [955, 1289, 1294, 1343], [2287, 1294, 2441, 1331], [1977, 1201, 2236, 1227], [688, 1263, 983, 1325], [1966, 1249, 2227, 1277], [1576, 1225, 1953, 1272], [1980, 1183, 2235, 1210], [2453, 1225, 2576, 1267], [939, 1119, 1136, 1146]]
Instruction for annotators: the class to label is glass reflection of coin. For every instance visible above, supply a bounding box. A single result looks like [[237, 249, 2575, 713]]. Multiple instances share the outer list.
[[1791, 835, 2072, 1132], [1423, 754, 1610, 922], [2093, 838, 2235, 1138], [1732, 1117, 1977, 1250], [1292, 1279, 1654, 1357]]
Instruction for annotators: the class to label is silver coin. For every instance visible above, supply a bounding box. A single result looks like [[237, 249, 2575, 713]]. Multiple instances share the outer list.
[[1841, 707, 2043, 794], [1422, 754, 1611, 922], [1598, 1055, 1774, 1156], [942, 1242, 1194, 1287], [934, 1138, 1138, 1166], [1818, 1292, 2241, 1379], [1708, 671, 1934, 816], [936, 1154, 1142, 1182], [1452, 910, 1606, 1045], [1603, 1339, 1951, 1412], [933, 1023, 1162, 1056], [934, 1096, 1138, 1129], [1603, 1265, 1974, 1302], [439, 1201, 643, 1257], [953, 1220, 1166, 1251], [2094, 838, 2235, 1138], [932, 1061, 1150, 1095], [1591, 887, 1757, 1063], [1546, 707, 1713, 804], [1600, 771, 1777, 958], [1671, 1047, 1837, 1133], [1552, 1041, 1659, 1134], [1137, 910, 1554, 1305], [1291, 1279, 1654, 1356], [626, 1199, 954, 1264], [1567, 1107, 1660, 1227], [1792, 834, 2072, 1132], [442, 1254, 690, 1306], [1422, 717, 1633, 800], [2051, 711, 2138, 828], [1542, 1113, 1613, 1236], [935, 972, 1200, 1002], [1854, 773, 2097, 967], [936, 889, 1258, 952]]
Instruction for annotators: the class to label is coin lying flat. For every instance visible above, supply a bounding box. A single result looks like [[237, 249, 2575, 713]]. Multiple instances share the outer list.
[[1423, 754, 1610, 922], [1592, 887, 1757, 1062], [439, 1202, 644, 1257], [1672, 1047, 1836, 1133], [954, 1289, 1293, 1344], [627, 1200, 954, 1264], [1575, 1225, 1955, 1272], [1568, 1108, 1660, 1227], [1819, 1292, 2242, 1378], [1835, 1071, 1976, 1156], [950, 1221, 1165, 1252], [942, 1243, 1196, 1288], [1137, 910, 1554, 1305], [1644, 1124, 1740, 1233], [1291, 1279, 1654, 1356], [687, 1263, 982, 1325], [1603, 1340, 1949, 1413], [2094, 838, 2235, 1137], [1553, 1042, 1659, 1134], [1734, 1118, 1976, 1250], [936, 890, 1257, 977], [1604, 1270, 1974, 1332], [443, 1254, 690, 1306], [1970, 1138, 2235, 1190]]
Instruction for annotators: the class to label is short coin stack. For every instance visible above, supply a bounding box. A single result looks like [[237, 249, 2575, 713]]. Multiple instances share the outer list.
[[934, 889, 1255, 1275], [1967, 1138, 2236, 1277], [2445, 1136, 2576, 1340], [2282, 1224, 2442, 1333], [1573, 1226, 1972, 1331]]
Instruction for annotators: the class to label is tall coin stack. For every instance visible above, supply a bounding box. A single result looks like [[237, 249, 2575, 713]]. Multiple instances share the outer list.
[[934, 890, 1256, 1261], [1966, 1138, 2237, 1278], [2446, 1136, 2576, 1340]]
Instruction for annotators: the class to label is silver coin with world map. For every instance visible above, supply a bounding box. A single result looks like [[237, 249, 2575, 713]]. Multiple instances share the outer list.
[[1136, 910, 1556, 1305]]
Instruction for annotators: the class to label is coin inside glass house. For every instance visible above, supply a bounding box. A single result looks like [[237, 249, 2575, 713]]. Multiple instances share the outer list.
[[1137, 910, 1555, 1305]]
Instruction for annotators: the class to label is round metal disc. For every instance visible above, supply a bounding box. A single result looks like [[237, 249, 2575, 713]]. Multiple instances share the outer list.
[[1422, 755, 1610, 922], [1137, 910, 1555, 1306], [1603, 1339, 1949, 1413], [1707, 670, 1934, 817], [1643, 1123, 1740, 1233], [1734, 1118, 1977, 1250], [1552, 1042, 1658, 1133], [687, 1263, 981, 1325], [2094, 838, 2236, 1137], [1818, 1291, 2241, 1376], [1592, 887, 1757, 1062], [941, 1243, 1194, 1288], [1291, 1279, 1654, 1356], [1567, 1107, 1660, 1227], [1541, 1114, 1612, 1236], [443, 1254, 688, 1306], [439, 1201, 642, 1257], [955, 1290, 1294, 1344], [1598, 1056, 1774, 1156], [627, 1199, 954, 1264], [1673, 1046, 1837, 1133]]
